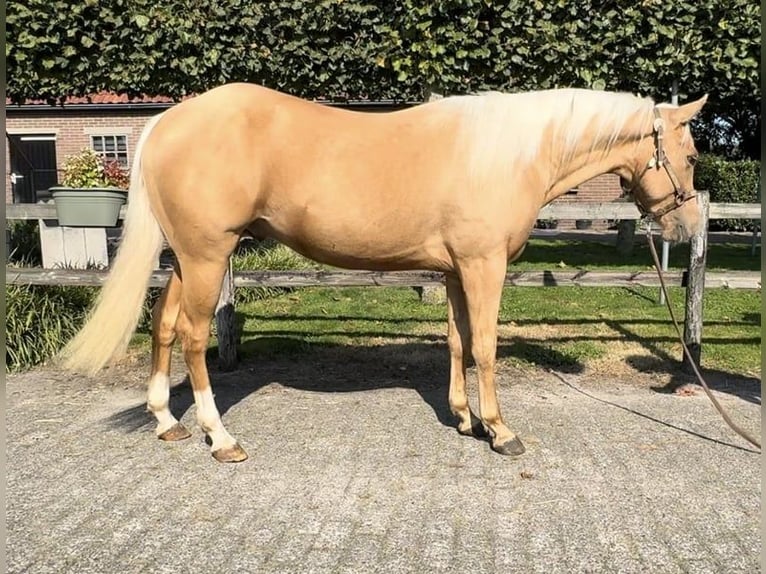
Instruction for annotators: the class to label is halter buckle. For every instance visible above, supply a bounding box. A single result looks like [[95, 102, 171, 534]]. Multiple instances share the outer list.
[[627, 106, 695, 220]]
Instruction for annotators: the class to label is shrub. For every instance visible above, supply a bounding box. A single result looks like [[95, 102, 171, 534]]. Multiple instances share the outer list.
[[8, 220, 42, 265], [6, 284, 96, 372], [136, 287, 163, 333], [232, 239, 318, 304], [60, 148, 130, 189], [694, 154, 760, 231]]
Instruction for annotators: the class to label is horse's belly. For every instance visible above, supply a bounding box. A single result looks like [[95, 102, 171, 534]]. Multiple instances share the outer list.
[[250, 215, 452, 272]]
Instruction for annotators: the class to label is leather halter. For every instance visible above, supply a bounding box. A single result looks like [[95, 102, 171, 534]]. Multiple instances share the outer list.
[[626, 107, 696, 220]]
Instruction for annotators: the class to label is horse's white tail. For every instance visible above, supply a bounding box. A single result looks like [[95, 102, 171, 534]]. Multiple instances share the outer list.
[[61, 113, 166, 375]]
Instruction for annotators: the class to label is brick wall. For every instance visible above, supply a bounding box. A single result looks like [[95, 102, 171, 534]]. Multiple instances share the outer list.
[[550, 173, 624, 230], [6, 108, 161, 202]]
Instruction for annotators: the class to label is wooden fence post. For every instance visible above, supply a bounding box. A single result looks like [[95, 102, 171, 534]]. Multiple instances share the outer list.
[[682, 190, 710, 372], [215, 258, 238, 370], [615, 219, 636, 255]]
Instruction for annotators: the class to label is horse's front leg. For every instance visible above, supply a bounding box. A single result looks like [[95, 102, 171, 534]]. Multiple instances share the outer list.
[[446, 275, 488, 439], [458, 255, 525, 456]]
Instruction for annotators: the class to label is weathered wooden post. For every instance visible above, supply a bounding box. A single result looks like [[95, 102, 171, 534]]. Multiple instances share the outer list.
[[682, 190, 709, 372], [215, 258, 238, 370], [615, 219, 636, 256]]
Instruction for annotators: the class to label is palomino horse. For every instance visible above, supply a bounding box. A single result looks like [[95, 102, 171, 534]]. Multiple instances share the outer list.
[[62, 84, 707, 462]]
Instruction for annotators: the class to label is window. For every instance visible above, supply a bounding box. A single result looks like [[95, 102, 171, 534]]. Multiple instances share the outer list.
[[91, 135, 128, 167]]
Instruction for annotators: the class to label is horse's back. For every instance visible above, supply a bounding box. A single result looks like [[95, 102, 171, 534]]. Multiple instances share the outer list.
[[140, 83, 521, 271]]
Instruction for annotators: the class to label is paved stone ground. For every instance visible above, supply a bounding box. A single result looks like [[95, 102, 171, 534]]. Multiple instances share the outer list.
[[7, 356, 761, 574]]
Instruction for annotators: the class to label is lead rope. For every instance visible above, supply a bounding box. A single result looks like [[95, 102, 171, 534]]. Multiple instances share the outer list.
[[645, 227, 760, 449]]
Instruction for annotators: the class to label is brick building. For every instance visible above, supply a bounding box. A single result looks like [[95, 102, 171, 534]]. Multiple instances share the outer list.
[[5, 94, 623, 226], [5, 94, 175, 204]]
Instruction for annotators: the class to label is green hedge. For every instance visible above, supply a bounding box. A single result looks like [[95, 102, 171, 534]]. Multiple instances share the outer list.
[[695, 154, 760, 231], [7, 1, 760, 158], [7, 1, 759, 106]]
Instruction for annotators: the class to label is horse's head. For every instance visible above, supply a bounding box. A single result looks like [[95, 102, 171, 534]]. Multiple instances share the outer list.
[[620, 95, 708, 242]]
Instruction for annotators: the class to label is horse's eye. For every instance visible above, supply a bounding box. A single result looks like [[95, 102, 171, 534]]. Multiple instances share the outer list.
[[687, 155, 698, 167]]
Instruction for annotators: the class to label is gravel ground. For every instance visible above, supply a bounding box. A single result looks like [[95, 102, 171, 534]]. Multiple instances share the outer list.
[[6, 348, 761, 574]]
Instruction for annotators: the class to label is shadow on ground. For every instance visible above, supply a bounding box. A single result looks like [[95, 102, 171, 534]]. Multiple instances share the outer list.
[[626, 355, 761, 405], [105, 338, 584, 435], [106, 323, 759, 443]]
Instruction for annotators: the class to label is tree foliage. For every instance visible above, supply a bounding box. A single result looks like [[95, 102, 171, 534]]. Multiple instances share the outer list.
[[6, 0, 760, 156]]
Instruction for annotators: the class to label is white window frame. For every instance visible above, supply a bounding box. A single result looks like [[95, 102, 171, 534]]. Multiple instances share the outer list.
[[90, 134, 130, 168]]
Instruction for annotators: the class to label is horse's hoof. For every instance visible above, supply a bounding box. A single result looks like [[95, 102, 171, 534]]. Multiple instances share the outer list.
[[458, 420, 490, 439], [212, 443, 248, 463], [492, 437, 526, 456], [158, 422, 192, 442]]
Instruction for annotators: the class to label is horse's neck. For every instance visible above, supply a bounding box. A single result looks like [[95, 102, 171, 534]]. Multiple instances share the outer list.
[[541, 114, 650, 206], [542, 149, 627, 205]]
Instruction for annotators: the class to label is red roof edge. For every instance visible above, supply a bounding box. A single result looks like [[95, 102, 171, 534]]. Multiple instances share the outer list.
[[6, 92, 189, 106]]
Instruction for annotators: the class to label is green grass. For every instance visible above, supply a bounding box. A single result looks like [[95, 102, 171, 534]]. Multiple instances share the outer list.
[[12, 228, 757, 375], [233, 285, 760, 378], [236, 287, 445, 356], [133, 238, 759, 380], [497, 285, 760, 375], [515, 238, 760, 272]]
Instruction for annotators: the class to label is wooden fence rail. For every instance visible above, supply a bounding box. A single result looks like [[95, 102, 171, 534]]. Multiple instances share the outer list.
[[6, 194, 762, 371], [6, 267, 761, 290]]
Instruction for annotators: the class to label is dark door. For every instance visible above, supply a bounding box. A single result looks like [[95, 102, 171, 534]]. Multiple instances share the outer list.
[[7, 134, 58, 203]]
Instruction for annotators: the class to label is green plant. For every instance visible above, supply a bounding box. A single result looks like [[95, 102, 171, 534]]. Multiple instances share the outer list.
[[136, 287, 163, 333], [60, 148, 130, 189], [232, 239, 318, 304], [6, 283, 97, 372], [8, 220, 42, 265], [694, 154, 759, 231]]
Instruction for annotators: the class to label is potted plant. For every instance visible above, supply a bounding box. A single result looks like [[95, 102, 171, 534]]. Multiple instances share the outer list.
[[49, 148, 130, 227]]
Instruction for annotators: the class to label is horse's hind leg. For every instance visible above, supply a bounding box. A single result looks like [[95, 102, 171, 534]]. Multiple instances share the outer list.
[[147, 264, 191, 441], [446, 275, 488, 439], [176, 252, 247, 463], [458, 255, 525, 456]]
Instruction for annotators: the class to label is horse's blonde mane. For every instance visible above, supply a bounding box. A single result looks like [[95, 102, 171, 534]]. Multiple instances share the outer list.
[[442, 88, 657, 187]]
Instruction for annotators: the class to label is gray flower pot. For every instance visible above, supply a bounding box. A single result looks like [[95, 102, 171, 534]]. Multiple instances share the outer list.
[[50, 187, 128, 227]]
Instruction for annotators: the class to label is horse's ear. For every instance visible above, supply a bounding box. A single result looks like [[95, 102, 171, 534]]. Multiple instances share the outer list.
[[671, 94, 708, 125]]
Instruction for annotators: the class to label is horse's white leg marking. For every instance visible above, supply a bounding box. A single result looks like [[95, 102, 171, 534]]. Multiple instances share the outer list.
[[192, 387, 237, 451], [175, 250, 247, 462], [147, 266, 190, 440], [147, 373, 179, 435]]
